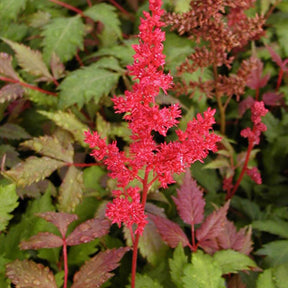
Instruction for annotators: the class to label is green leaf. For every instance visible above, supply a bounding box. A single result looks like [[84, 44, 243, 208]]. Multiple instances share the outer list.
[[0, 0, 27, 21], [6, 259, 57, 288], [0, 84, 24, 104], [3, 156, 66, 187], [0, 123, 31, 140], [0, 183, 18, 231], [68, 239, 99, 266], [21, 135, 74, 163], [169, 244, 188, 288], [41, 16, 85, 63], [84, 3, 122, 47], [58, 166, 84, 213], [203, 158, 230, 169], [83, 166, 107, 196], [253, 219, 288, 238], [257, 268, 275, 288], [1, 38, 53, 80], [58, 63, 120, 109], [0, 52, 19, 80], [129, 274, 164, 288], [213, 250, 258, 275], [182, 251, 225, 288], [255, 240, 288, 266], [38, 110, 89, 147]]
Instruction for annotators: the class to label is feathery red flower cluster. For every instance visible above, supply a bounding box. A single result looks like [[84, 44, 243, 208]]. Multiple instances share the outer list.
[[85, 0, 221, 235]]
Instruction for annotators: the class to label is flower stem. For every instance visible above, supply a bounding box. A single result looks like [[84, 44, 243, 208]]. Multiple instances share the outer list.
[[63, 238, 68, 288], [226, 140, 253, 200], [0, 76, 58, 96], [131, 167, 150, 288]]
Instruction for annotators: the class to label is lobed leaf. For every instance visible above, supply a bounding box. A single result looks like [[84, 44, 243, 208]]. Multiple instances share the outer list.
[[21, 135, 74, 163], [38, 110, 89, 147], [72, 247, 129, 288], [0, 123, 30, 140], [172, 169, 205, 225], [6, 259, 57, 288], [213, 250, 258, 275], [20, 232, 63, 249], [149, 214, 190, 249], [169, 244, 188, 288], [41, 16, 85, 63], [58, 63, 120, 109], [130, 274, 164, 288], [36, 211, 78, 238], [2, 38, 53, 81], [67, 218, 110, 246], [0, 183, 18, 231], [58, 166, 84, 213], [0, 52, 19, 80], [3, 156, 66, 187], [196, 201, 230, 248], [182, 251, 225, 288]]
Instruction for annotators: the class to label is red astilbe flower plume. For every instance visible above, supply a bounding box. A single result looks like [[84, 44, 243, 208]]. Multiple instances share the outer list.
[[85, 0, 221, 235]]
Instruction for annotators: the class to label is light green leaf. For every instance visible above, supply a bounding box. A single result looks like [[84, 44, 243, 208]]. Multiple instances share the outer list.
[[26, 90, 58, 107], [274, 263, 288, 288], [3, 156, 66, 187], [253, 219, 288, 238], [84, 3, 122, 47], [255, 240, 288, 266], [58, 166, 84, 213], [58, 63, 120, 109], [127, 274, 163, 288], [203, 158, 230, 169], [0, 123, 30, 140], [257, 268, 274, 288], [1, 38, 53, 80], [42, 16, 85, 63], [174, 0, 191, 12], [0, 183, 18, 231], [21, 135, 74, 163], [169, 244, 188, 288], [213, 250, 258, 275], [182, 251, 225, 288], [0, 0, 27, 21], [38, 110, 89, 147]]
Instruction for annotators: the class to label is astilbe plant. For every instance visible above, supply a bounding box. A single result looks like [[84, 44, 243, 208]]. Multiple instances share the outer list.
[[84, 0, 221, 286]]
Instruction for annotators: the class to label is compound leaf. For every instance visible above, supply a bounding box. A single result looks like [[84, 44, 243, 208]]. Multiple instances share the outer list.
[[58, 63, 120, 109], [58, 166, 84, 213], [38, 110, 89, 147], [0, 0, 27, 21], [21, 135, 74, 163], [149, 214, 190, 249], [0, 183, 18, 231], [213, 250, 258, 275], [72, 247, 129, 288], [20, 232, 63, 249], [42, 16, 85, 63], [182, 251, 225, 288], [2, 38, 53, 81], [66, 218, 110, 246], [172, 169, 205, 225], [169, 244, 188, 288], [6, 259, 57, 288], [36, 212, 78, 238]]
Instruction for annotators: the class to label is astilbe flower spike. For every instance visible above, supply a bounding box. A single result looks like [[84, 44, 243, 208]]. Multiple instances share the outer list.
[[85, 1, 221, 286]]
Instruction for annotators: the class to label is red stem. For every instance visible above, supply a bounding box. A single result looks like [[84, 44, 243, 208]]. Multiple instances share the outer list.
[[63, 238, 68, 288], [48, 0, 85, 17], [67, 162, 99, 167], [86, 0, 92, 7], [131, 167, 150, 288], [255, 88, 259, 101], [226, 140, 254, 200], [0, 76, 58, 96], [191, 224, 197, 252], [107, 0, 131, 16], [276, 69, 283, 91]]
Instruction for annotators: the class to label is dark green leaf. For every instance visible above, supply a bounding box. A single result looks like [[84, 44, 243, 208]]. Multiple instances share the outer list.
[[0, 123, 30, 140], [253, 219, 288, 238], [42, 16, 85, 63], [58, 63, 120, 109]]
